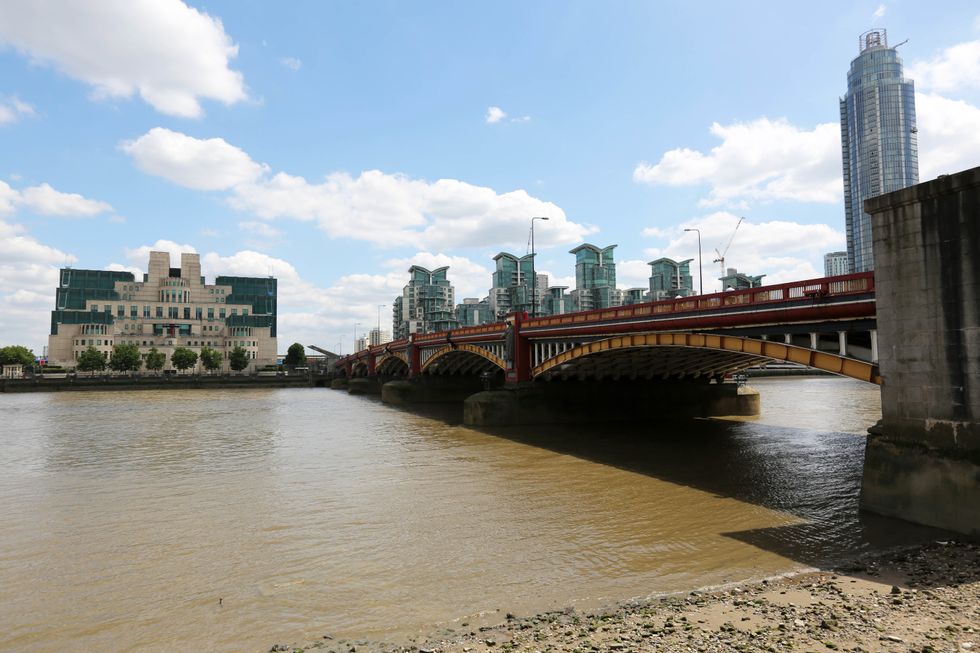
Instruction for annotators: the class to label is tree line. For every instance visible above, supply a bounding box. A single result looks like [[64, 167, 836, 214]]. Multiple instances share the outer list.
[[72, 344, 252, 373]]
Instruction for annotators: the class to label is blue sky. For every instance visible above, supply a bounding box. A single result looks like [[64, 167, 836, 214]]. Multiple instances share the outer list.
[[2, 1, 980, 354]]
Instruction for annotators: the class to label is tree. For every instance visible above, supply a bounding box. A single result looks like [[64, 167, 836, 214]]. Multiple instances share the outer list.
[[145, 347, 166, 373], [0, 345, 35, 367], [284, 342, 306, 367], [200, 346, 223, 373], [76, 346, 106, 373], [109, 343, 142, 372], [171, 347, 198, 373], [229, 346, 249, 372]]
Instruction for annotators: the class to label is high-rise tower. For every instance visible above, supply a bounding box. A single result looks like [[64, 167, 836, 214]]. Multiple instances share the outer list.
[[840, 28, 919, 273]]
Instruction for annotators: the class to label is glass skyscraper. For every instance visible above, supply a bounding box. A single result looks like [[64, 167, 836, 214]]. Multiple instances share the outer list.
[[840, 28, 918, 273]]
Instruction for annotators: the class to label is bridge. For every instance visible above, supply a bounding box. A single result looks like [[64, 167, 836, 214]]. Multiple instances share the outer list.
[[331, 166, 980, 537], [338, 271, 878, 389]]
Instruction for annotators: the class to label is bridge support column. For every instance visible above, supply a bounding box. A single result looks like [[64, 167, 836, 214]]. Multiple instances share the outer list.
[[870, 329, 878, 364], [382, 376, 485, 405], [810, 332, 818, 350], [837, 331, 848, 357], [463, 381, 759, 427], [860, 167, 980, 536], [348, 376, 382, 395]]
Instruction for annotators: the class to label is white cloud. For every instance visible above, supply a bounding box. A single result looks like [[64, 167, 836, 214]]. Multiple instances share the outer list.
[[872, 4, 886, 20], [0, 180, 112, 217], [617, 259, 652, 289], [18, 183, 113, 216], [280, 57, 302, 71], [121, 127, 268, 190], [0, 0, 246, 118], [642, 212, 844, 293], [0, 96, 34, 124], [238, 220, 280, 238], [0, 219, 77, 352], [634, 118, 842, 206], [511, 115, 531, 123], [123, 128, 592, 249], [916, 93, 980, 179], [908, 40, 980, 94], [485, 106, 507, 124]]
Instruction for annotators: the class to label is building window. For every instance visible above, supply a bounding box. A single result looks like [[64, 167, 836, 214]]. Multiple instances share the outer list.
[[168, 307, 178, 319], [242, 309, 248, 316], [183, 307, 191, 320], [208, 308, 214, 319], [196, 307, 202, 320], [231, 309, 237, 316], [130, 305, 138, 318], [91, 304, 98, 312], [156, 306, 163, 318], [144, 306, 150, 318], [219, 308, 226, 318]]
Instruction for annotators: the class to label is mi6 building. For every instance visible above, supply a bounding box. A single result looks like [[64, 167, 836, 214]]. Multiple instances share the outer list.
[[47, 251, 277, 371]]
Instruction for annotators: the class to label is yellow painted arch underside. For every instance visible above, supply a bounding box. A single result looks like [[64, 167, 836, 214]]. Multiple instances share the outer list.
[[421, 343, 506, 372], [532, 332, 881, 384]]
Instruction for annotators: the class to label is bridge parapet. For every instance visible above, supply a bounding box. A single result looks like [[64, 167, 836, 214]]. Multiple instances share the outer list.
[[334, 272, 877, 383]]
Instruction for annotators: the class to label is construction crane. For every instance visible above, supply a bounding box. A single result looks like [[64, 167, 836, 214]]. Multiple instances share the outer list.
[[713, 217, 745, 276]]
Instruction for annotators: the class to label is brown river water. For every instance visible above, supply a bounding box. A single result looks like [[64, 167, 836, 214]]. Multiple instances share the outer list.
[[0, 378, 944, 652]]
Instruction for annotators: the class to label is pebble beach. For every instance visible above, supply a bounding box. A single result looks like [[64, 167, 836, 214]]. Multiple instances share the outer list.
[[274, 541, 979, 653]]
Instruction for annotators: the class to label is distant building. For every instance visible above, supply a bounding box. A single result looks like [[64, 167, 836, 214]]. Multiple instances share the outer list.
[[623, 288, 648, 305], [840, 28, 919, 273], [456, 297, 493, 326], [541, 286, 574, 316], [720, 268, 765, 291], [368, 327, 391, 346], [47, 251, 277, 371], [489, 252, 534, 318], [569, 243, 620, 311], [648, 257, 694, 301], [392, 265, 458, 339], [824, 251, 849, 277]]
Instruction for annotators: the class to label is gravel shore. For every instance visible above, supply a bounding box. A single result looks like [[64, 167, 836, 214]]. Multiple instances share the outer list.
[[273, 541, 979, 653]]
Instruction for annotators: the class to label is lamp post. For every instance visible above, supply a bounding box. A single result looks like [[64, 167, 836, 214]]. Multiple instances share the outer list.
[[531, 216, 549, 317], [377, 305, 385, 346], [684, 227, 703, 296]]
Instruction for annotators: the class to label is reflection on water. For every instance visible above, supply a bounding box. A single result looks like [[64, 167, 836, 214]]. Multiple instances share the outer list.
[[0, 379, 943, 652]]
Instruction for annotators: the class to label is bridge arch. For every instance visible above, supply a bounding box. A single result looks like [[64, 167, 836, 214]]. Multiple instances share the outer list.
[[351, 360, 371, 377], [421, 343, 507, 376], [375, 352, 409, 376], [532, 332, 881, 384]]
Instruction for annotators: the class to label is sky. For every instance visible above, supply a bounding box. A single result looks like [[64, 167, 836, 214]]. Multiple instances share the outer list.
[[2, 1, 980, 356]]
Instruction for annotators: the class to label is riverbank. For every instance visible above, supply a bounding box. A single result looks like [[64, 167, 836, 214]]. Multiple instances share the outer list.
[[0, 374, 319, 392], [277, 540, 979, 653]]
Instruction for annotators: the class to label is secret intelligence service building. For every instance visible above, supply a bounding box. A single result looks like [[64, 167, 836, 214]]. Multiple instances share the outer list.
[[48, 251, 277, 371]]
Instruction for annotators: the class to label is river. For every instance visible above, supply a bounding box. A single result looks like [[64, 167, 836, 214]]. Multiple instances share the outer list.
[[0, 378, 943, 652]]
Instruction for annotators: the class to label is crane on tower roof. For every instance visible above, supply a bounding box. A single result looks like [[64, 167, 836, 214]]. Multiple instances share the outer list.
[[713, 217, 746, 276]]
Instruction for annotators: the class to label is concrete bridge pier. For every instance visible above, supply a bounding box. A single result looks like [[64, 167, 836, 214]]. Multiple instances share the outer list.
[[381, 375, 486, 406], [347, 376, 382, 395], [860, 167, 980, 536], [463, 380, 759, 427]]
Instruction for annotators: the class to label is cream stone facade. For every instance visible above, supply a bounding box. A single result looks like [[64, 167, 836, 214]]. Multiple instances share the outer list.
[[48, 252, 278, 372]]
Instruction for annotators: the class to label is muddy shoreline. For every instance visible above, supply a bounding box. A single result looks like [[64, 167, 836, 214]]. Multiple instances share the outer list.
[[273, 541, 979, 653]]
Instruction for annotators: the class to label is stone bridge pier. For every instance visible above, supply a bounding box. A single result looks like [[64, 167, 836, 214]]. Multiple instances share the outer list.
[[861, 166, 980, 536]]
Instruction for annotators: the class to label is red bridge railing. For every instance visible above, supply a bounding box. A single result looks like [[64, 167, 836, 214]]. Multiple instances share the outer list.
[[337, 272, 874, 366], [524, 272, 874, 329]]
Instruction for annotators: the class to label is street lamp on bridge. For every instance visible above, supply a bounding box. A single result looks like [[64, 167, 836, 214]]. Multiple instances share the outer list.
[[684, 227, 703, 296]]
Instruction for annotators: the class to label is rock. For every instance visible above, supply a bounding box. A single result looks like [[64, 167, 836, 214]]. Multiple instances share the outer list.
[[890, 586, 902, 595]]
